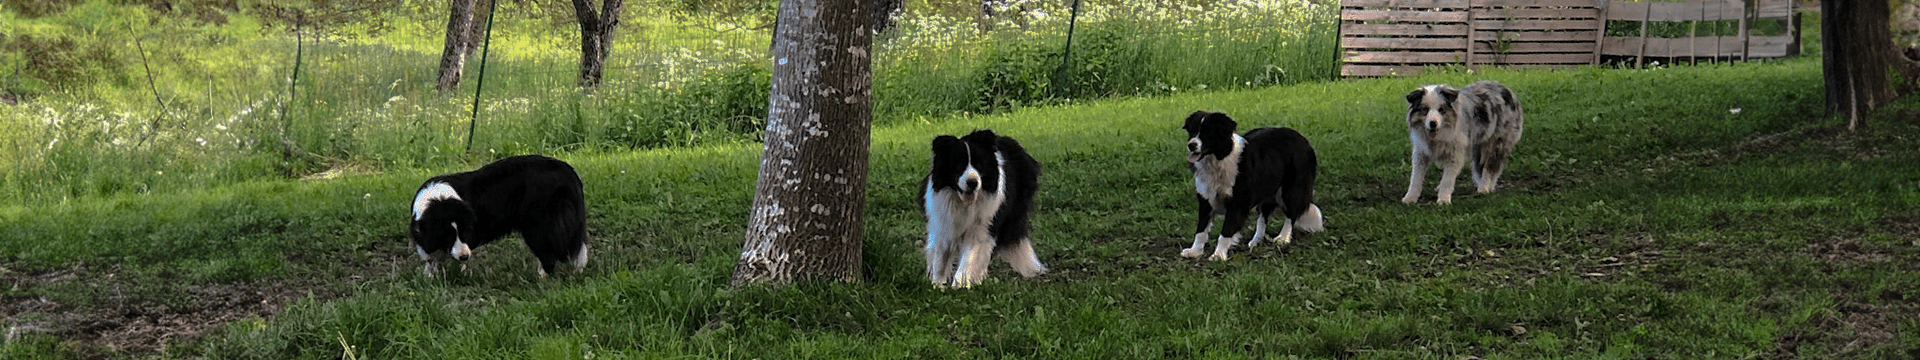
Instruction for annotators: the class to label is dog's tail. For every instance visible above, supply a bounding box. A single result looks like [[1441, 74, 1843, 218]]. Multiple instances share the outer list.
[[1294, 204, 1326, 232], [998, 238, 1048, 278], [570, 242, 590, 271]]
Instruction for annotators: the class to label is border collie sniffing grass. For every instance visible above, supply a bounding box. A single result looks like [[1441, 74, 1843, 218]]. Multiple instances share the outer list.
[[919, 129, 1047, 288], [1181, 111, 1323, 261], [1402, 81, 1525, 205], [410, 154, 589, 278]]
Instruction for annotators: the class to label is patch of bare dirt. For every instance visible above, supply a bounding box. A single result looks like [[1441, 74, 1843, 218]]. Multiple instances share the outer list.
[[1877, 215, 1920, 247], [2, 252, 412, 357], [1771, 295, 1920, 359], [1802, 235, 1894, 265]]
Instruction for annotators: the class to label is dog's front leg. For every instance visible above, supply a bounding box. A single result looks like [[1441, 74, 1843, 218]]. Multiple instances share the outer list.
[[1435, 152, 1466, 205], [924, 241, 954, 287], [1210, 204, 1250, 261], [1182, 194, 1213, 258], [951, 233, 996, 288], [1403, 151, 1429, 204]]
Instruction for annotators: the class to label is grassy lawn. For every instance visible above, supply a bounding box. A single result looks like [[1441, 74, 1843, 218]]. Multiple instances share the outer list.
[[4, 57, 1918, 359]]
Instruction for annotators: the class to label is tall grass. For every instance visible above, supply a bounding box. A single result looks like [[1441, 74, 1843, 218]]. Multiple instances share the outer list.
[[0, 0, 1338, 206]]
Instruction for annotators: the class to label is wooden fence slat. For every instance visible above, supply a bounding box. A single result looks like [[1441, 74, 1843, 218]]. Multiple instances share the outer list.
[[1343, 23, 1472, 36], [1475, 53, 1596, 64], [1475, 31, 1599, 42], [1473, 42, 1596, 53], [1342, 9, 1470, 22], [1474, 19, 1602, 31], [1337, 0, 1792, 76], [1601, 36, 1793, 57], [1344, 51, 1468, 63], [1755, 0, 1794, 18], [1471, 0, 1600, 8], [1471, 8, 1602, 19], [1747, 35, 1794, 57], [1604, 1, 1650, 21], [1344, 37, 1471, 49], [1647, 0, 1742, 21], [1343, 0, 1470, 9], [1342, 65, 1436, 76]]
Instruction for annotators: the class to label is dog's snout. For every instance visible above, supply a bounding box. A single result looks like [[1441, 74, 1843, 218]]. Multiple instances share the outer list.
[[451, 241, 473, 261], [958, 169, 981, 193], [1186, 139, 1200, 152], [1425, 120, 1438, 132]]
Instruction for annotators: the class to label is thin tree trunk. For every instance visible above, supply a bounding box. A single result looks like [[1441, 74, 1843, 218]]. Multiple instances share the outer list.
[[571, 0, 624, 89], [1822, 0, 1896, 131], [733, 0, 874, 286], [435, 0, 479, 92]]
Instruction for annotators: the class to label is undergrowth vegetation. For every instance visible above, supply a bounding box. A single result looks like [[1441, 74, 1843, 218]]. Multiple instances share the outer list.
[[4, 57, 1917, 358], [0, 0, 1337, 205]]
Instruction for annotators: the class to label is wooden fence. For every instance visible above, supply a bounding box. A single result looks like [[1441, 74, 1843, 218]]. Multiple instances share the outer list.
[[1339, 0, 1799, 77]]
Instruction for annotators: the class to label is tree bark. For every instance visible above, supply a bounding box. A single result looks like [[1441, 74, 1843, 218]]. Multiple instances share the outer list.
[[1822, 0, 1896, 131], [733, 0, 873, 286], [571, 0, 624, 89], [435, 0, 479, 92]]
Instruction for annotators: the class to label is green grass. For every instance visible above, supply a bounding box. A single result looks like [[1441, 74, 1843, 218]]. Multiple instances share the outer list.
[[5, 57, 1918, 358]]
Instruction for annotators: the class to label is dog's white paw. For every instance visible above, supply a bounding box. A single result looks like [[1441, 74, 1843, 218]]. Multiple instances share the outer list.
[[1401, 195, 1420, 204], [1246, 237, 1264, 248], [1207, 252, 1229, 261], [1179, 248, 1205, 258], [1436, 196, 1452, 205], [1273, 232, 1292, 246]]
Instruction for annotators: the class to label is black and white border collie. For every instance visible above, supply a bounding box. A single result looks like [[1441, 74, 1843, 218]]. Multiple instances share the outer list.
[[410, 154, 589, 277], [919, 129, 1047, 288], [1401, 81, 1525, 205], [1181, 111, 1324, 261]]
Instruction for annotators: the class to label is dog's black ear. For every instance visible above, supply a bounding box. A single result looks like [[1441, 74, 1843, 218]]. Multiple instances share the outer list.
[[1184, 111, 1210, 132], [931, 135, 961, 152], [1204, 112, 1237, 131], [961, 129, 1000, 151], [1438, 86, 1460, 101], [1405, 88, 1426, 104]]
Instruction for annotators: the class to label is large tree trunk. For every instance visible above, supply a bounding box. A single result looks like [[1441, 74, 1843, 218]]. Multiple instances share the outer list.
[[733, 0, 874, 286], [435, 0, 479, 92], [571, 0, 624, 89], [1823, 0, 1897, 131]]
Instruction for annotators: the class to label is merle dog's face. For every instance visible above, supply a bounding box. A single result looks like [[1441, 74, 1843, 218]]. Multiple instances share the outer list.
[[1406, 85, 1460, 134], [409, 185, 477, 263], [1183, 111, 1238, 163], [928, 129, 1002, 198]]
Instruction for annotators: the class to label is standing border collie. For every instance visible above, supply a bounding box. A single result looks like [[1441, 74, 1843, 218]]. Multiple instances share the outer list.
[[1402, 81, 1525, 205], [410, 154, 589, 277], [920, 129, 1047, 288], [1181, 111, 1324, 261]]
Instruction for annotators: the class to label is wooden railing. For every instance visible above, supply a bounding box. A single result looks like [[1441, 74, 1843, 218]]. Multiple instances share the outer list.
[[1339, 0, 1799, 77]]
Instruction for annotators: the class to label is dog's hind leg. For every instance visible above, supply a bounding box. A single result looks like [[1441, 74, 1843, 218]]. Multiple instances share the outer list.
[[1248, 202, 1277, 247], [1476, 144, 1511, 194], [998, 237, 1048, 278]]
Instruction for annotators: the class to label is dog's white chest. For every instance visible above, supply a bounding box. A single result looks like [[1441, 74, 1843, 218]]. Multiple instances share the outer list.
[[1191, 135, 1244, 207]]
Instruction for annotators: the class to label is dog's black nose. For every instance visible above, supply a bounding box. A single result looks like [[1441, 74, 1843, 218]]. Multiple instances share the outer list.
[[963, 178, 979, 191], [1187, 143, 1198, 152]]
